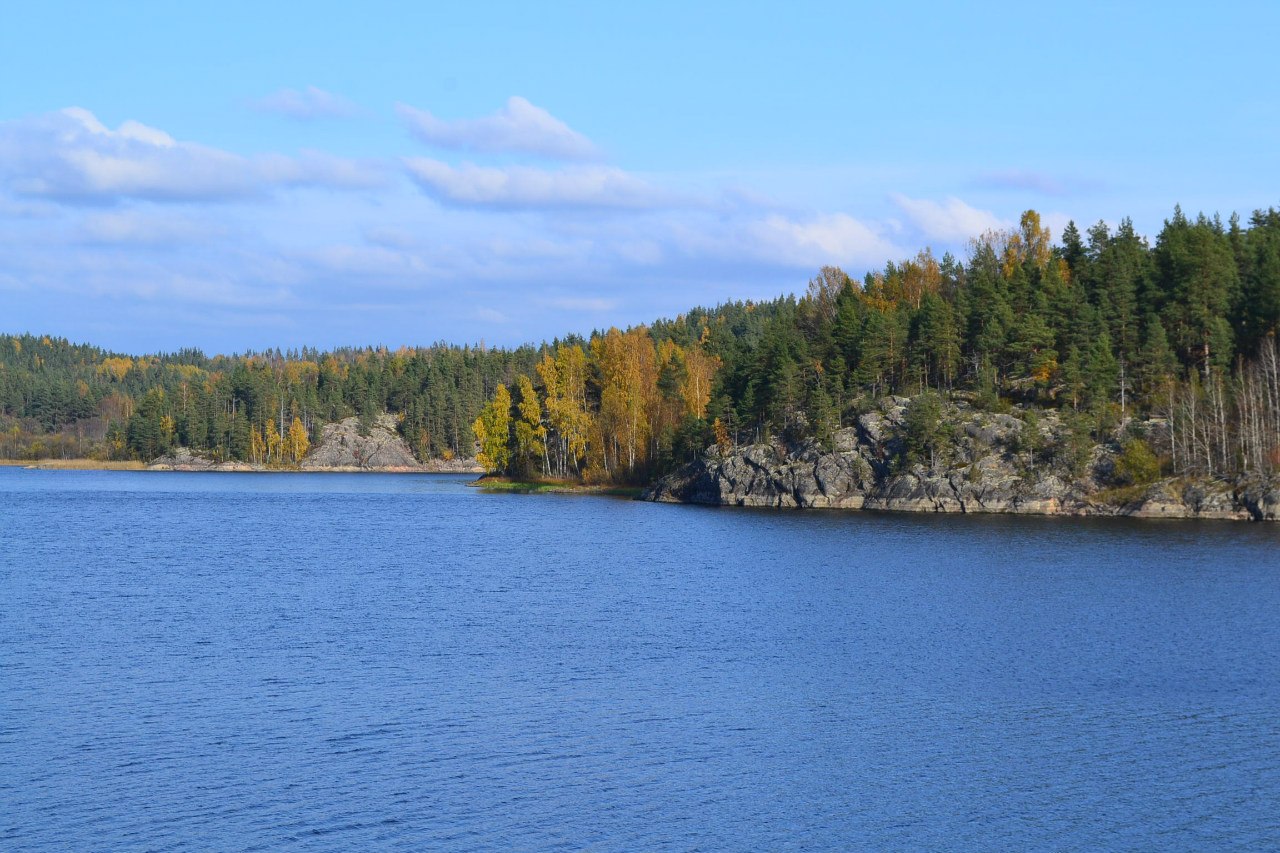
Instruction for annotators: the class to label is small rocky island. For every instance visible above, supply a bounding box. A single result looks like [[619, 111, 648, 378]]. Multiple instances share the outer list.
[[149, 414, 481, 473], [646, 396, 1280, 521]]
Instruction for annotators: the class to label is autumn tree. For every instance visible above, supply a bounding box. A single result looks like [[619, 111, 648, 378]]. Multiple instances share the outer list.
[[264, 418, 282, 464], [537, 345, 591, 477], [287, 416, 310, 463], [593, 327, 657, 475], [472, 383, 512, 474], [513, 374, 546, 477]]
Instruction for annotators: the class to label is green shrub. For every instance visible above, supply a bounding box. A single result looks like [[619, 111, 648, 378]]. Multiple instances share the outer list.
[[1113, 437, 1160, 486]]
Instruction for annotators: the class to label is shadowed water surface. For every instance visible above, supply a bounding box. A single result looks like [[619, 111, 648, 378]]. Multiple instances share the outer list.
[[2, 469, 1278, 850]]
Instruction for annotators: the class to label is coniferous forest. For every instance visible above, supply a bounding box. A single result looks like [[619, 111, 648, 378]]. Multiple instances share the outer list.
[[3, 206, 1279, 484]]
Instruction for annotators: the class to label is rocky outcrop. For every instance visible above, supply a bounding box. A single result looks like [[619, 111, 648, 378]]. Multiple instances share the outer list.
[[646, 398, 1278, 521], [301, 414, 463, 471], [302, 414, 417, 469], [148, 414, 482, 473], [1239, 478, 1280, 521], [303, 414, 481, 471], [147, 448, 261, 472]]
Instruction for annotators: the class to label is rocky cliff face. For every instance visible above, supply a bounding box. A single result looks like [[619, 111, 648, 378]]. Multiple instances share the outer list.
[[646, 398, 1280, 521], [301, 414, 424, 470]]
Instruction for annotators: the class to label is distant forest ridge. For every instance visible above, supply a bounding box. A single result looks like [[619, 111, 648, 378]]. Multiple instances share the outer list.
[[2, 205, 1278, 483]]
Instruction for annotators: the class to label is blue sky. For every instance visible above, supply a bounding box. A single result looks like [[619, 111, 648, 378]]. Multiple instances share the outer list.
[[2, 1, 1277, 353]]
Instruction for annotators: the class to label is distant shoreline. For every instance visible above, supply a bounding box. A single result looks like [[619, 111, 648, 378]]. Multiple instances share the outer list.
[[0, 459, 147, 471], [0, 458, 479, 474]]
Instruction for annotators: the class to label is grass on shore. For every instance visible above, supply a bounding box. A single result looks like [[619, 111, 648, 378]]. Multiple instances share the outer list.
[[470, 476, 643, 498], [0, 458, 147, 470]]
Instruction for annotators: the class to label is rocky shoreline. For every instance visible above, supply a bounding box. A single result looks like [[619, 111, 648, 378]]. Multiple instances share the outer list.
[[148, 414, 482, 474], [646, 398, 1280, 522]]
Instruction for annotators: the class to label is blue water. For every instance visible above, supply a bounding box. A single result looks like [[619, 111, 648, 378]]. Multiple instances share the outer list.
[[2, 469, 1278, 851]]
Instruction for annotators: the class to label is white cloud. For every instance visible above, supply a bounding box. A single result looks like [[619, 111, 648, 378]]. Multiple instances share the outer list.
[[0, 107, 381, 203], [0, 108, 253, 201], [889, 193, 1007, 243], [253, 86, 359, 120], [398, 96, 598, 160], [403, 158, 674, 209], [746, 212, 903, 268]]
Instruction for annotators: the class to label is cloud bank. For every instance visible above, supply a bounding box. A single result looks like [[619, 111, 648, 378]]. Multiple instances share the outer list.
[[403, 158, 673, 209], [0, 108, 381, 203], [0, 100, 1047, 350]]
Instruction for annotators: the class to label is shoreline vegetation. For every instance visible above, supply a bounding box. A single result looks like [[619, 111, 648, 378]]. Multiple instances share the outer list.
[[0, 458, 147, 470], [469, 476, 644, 497], [3, 205, 1279, 519], [0, 461, 476, 473]]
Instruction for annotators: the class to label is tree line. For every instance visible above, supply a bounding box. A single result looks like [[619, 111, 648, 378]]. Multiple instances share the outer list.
[[0, 338, 540, 463], [3, 204, 1278, 481], [470, 206, 1280, 483]]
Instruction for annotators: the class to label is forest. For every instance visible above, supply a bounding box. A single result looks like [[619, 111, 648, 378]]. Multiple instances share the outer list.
[[0, 338, 541, 464], [3, 205, 1278, 484]]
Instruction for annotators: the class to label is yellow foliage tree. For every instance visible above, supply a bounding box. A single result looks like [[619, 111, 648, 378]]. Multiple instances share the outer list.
[[681, 345, 720, 419], [898, 249, 942, 309], [593, 327, 657, 474], [713, 416, 731, 452], [98, 357, 134, 382], [287, 417, 310, 463], [537, 345, 591, 477], [472, 384, 512, 474], [250, 426, 266, 464], [998, 210, 1053, 278], [514, 375, 546, 476], [264, 418, 281, 464], [159, 414, 176, 448]]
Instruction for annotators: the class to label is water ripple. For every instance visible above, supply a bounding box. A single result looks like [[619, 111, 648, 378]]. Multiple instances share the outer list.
[[2, 469, 1278, 851]]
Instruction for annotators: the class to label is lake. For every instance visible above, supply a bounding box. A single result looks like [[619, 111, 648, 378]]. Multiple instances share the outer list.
[[2, 469, 1278, 851]]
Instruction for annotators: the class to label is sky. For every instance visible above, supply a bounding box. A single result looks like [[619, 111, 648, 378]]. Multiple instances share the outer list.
[[1, 1, 1277, 354]]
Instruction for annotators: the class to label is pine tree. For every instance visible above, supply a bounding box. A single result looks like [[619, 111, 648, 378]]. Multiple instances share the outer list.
[[1084, 332, 1119, 409], [1156, 209, 1240, 376], [1239, 208, 1280, 348], [1134, 314, 1178, 406]]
